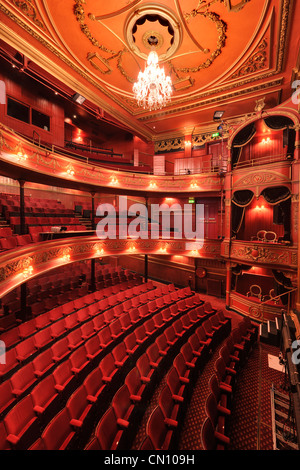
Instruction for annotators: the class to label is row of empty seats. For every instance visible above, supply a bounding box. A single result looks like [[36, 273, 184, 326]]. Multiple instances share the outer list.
[[0, 281, 201, 449], [140, 310, 232, 450], [0, 277, 148, 380], [201, 316, 259, 450]]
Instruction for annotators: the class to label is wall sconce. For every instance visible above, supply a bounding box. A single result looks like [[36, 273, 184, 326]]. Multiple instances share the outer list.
[[110, 176, 118, 185], [66, 164, 75, 176], [185, 140, 191, 147], [128, 245, 136, 253], [262, 137, 271, 144], [17, 150, 28, 161], [190, 250, 199, 256], [149, 181, 157, 189], [96, 247, 104, 256], [255, 204, 265, 211], [159, 245, 167, 253], [22, 257, 33, 278], [61, 247, 71, 262], [190, 182, 198, 189]]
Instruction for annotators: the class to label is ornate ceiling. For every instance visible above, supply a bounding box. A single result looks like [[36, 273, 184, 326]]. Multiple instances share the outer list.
[[0, 0, 299, 142]]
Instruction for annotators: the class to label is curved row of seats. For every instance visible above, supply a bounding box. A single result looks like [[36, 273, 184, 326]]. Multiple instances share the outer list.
[[83, 303, 219, 450], [0, 263, 128, 321], [0, 277, 150, 381], [201, 316, 259, 450], [0, 283, 201, 449], [139, 310, 232, 450]]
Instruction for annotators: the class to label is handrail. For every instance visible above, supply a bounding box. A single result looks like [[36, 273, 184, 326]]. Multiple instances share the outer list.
[[233, 153, 288, 169], [260, 287, 297, 323]]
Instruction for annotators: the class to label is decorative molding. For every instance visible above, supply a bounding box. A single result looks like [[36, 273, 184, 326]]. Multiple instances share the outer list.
[[230, 38, 268, 79], [0, 236, 222, 297], [11, 0, 44, 29], [230, 241, 297, 268]]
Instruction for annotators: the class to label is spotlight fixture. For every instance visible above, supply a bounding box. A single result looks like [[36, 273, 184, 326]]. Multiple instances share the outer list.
[[72, 93, 86, 105], [213, 110, 225, 121]]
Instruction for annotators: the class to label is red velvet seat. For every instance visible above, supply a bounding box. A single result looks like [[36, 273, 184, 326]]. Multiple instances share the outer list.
[[66, 385, 93, 431], [18, 319, 37, 340], [31, 374, 60, 423], [99, 353, 118, 383], [208, 374, 230, 417], [124, 332, 139, 355], [112, 384, 135, 429], [170, 304, 179, 317], [34, 311, 51, 330], [153, 311, 165, 328], [50, 318, 67, 339], [165, 325, 178, 347], [34, 327, 53, 350], [10, 362, 36, 398], [195, 325, 212, 348], [112, 342, 130, 368], [134, 324, 147, 346], [85, 335, 102, 361], [219, 345, 239, 375], [146, 406, 174, 450], [155, 333, 171, 357], [119, 312, 131, 332], [93, 407, 124, 450], [0, 420, 10, 450], [136, 353, 155, 384], [173, 318, 185, 338], [205, 392, 230, 438], [124, 367, 146, 403], [138, 304, 149, 318], [51, 337, 70, 363], [159, 385, 180, 429], [144, 318, 157, 337], [201, 416, 230, 450], [4, 395, 40, 450], [214, 357, 234, 395], [195, 305, 206, 318], [161, 307, 172, 323], [173, 353, 191, 384], [202, 319, 216, 340], [166, 367, 186, 404], [40, 409, 77, 450], [15, 337, 37, 362], [92, 314, 105, 332], [80, 320, 95, 340], [67, 328, 84, 351], [188, 333, 205, 357], [98, 326, 113, 349], [146, 342, 163, 369], [53, 359, 76, 395], [109, 318, 123, 340], [83, 367, 106, 405], [33, 349, 54, 378], [69, 345, 90, 377]]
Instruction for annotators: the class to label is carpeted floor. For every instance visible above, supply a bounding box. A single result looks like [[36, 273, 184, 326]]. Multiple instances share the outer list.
[[130, 290, 291, 451]]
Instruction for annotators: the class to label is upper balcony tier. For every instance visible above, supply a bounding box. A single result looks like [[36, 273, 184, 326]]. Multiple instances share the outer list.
[[0, 123, 223, 196]]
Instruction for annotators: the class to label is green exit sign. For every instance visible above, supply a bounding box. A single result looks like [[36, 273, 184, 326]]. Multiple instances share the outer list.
[[211, 132, 220, 138], [188, 197, 195, 203]]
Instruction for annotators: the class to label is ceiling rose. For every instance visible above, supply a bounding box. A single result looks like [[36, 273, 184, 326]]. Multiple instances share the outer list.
[[124, 4, 182, 61]]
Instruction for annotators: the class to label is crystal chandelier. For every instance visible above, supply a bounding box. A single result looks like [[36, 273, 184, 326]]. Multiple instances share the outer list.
[[133, 50, 172, 111]]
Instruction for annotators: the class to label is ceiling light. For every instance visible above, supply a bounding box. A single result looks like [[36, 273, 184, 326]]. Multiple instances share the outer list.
[[133, 50, 172, 111], [213, 111, 225, 121], [72, 93, 86, 105]]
